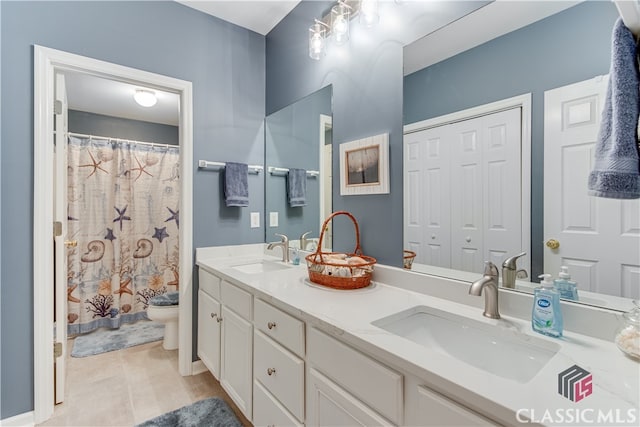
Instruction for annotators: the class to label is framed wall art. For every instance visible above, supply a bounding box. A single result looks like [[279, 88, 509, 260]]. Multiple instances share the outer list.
[[339, 133, 389, 195]]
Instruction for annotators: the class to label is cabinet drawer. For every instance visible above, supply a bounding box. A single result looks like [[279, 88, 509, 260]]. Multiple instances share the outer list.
[[308, 327, 403, 425], [254, 380, 303, 427], [221, 280, 252, 320], [199, 268, 221, 299], [254, 330, 305, 421], [254, 298, 305, 357], [417, 385, 497, 426]]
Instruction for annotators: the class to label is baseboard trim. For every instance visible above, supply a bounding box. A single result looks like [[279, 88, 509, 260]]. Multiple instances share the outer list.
[[191, 360, 208, 375], [0, 411, 35, 427]]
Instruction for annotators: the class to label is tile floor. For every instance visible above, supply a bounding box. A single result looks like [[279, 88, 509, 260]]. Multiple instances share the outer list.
[[38, 339, 251, 426]]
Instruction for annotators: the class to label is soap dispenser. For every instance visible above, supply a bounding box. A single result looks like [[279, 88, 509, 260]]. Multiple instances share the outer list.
[[532, 274, 563, 338], [554, 266, 579, 301]]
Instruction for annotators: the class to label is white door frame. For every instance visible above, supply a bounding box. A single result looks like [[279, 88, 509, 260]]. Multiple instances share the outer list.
[[403, 93, 532, 274], [33, 45, 194, 423], [319, 114, 332, 246]]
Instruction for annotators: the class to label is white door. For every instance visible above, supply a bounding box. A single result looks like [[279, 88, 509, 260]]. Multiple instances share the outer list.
[[544, 76, 640, 298], [53, 72, 69, 404], [404, 108, 523, 274], [404, 126, 452, 267]]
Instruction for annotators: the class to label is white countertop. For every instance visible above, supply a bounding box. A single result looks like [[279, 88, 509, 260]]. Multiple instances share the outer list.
[[196, 247, 639, 426]]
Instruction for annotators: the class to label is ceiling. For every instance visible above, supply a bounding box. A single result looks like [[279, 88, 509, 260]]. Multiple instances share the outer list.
[[176, 0, 301, 35]]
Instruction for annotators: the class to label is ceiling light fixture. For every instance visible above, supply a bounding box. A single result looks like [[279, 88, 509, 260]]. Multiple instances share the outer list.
[[134, 89, 157, 107]]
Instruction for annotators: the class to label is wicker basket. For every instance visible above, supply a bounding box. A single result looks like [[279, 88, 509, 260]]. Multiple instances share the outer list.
[[305, 211, 376, 290], [403, 250, 416, 269]]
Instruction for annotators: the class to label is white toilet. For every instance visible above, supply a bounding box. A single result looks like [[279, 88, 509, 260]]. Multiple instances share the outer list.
[[147, 291, 179, 350]]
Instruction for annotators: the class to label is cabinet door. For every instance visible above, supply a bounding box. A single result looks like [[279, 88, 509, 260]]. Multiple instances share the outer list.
[[416, 385, 497, 426], [254, 379, 303, 427], [221, 306, 253, 421], [307, 368, 394, 427], [197, 290, 221, 379]]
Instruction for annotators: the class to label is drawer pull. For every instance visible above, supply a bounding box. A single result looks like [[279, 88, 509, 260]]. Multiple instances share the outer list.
[[210, 312, 217, 319], [267, 321, 277, 330], [267, 367, 276, 376], [216, 317, 223, 323]]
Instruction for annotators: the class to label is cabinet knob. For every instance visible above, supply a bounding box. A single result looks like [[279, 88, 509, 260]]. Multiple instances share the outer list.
[[267, 321, 276, 330], [210, 312, 217, 319], [465, 236, 471, 243], [267, 367, 276, 376], [216, 317, 223, 323]]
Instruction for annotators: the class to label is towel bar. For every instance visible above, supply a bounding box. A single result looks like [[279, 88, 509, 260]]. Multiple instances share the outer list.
[[267, 166, 319, 177], [198, 160, 263, 174]]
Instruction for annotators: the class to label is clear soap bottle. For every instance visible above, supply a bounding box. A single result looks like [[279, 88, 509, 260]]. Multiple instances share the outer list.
[[554, 266, 579, 301], [532, 274, 563, 338]]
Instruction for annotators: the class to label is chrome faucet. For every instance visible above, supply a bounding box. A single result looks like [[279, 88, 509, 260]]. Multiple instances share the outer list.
[[469, 261, 501, 319], [267, 233, 289, 263], [501, 252, 527, 289], [300, 231, 314, 250]]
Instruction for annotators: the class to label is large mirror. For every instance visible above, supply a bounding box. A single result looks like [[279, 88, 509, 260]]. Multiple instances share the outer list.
[[402, 1, 637, 312], [265, 85, 333, 250]]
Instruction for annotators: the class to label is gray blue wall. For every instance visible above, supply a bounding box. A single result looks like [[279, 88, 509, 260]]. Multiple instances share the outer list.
[[403, 1, 618, 280], [265, 85, 332, 241], [1, 1, 264, 419], [68, 110, 179, 146], [267, 0, 404, 265]]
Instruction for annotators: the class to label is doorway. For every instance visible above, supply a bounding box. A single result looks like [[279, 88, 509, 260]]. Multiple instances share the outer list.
[[34, 46, 194, 424]]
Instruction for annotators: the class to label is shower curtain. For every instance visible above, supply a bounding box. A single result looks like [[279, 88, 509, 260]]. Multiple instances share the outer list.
[[66, 136, 180, 335]]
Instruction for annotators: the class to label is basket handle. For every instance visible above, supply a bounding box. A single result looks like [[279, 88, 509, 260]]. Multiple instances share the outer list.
[[313, 211, 363, 258]]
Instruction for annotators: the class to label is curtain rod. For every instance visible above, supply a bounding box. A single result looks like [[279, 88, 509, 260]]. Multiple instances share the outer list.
[[67, 132, 177, 149]]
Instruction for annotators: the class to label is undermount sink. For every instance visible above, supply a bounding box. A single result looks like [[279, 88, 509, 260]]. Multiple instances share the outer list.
[[372, 306, 559, 383], [231, 260, 292, 274]]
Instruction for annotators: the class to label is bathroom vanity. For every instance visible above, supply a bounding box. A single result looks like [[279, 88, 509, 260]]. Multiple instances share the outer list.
[[196, 244, 639, 427]]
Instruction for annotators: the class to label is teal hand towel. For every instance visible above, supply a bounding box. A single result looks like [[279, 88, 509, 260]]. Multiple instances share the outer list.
[[224, 162, 249, 207], [588, 18, 640, 199]]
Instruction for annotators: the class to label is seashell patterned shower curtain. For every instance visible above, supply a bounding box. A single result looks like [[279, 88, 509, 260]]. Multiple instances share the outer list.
[[66, 136, 180, 335]]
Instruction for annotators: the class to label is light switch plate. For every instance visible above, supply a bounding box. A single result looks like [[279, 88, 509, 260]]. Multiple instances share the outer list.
[[250, 212, 260, 228], [269, 212, 278, 227]]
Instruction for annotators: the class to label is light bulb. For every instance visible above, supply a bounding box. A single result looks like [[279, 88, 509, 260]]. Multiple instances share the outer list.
[[309, 22, 326, 60], [134, 89, 157, 107], [360, 0, 379, 28], [331, 3, 350, 45]]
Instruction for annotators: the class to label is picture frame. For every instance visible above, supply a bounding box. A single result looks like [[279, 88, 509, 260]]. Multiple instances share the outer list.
[[339, 133, 389, 195]]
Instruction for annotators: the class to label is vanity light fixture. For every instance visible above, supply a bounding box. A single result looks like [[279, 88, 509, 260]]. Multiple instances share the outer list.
[[310, 0, 384, 61], [134, 89, 157, 107], [331, 1, 352, 45], [309, 20, 329, 60]]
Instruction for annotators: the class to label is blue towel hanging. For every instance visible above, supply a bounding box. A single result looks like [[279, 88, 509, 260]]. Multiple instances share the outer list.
[[588, 18, 640, 199], [224, 162, 249, 207], [287, 168, 307, 207]]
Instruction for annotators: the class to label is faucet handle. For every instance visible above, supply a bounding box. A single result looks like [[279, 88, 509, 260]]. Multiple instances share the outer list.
[[274, 233, 289, 243], [483, 261, 499, 278], [502, 252, 526, 269]]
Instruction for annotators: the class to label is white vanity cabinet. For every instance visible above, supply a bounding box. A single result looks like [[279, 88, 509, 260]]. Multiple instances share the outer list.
[[197, 268, 253, 421], [252, 298, 306, 426], [197, 269, 222, 378], [307, 327, 404, 427]]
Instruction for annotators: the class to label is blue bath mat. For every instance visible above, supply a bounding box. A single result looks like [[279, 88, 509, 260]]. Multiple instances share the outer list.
[[136, 397, 242, 427], [71, 321, 164, 357]]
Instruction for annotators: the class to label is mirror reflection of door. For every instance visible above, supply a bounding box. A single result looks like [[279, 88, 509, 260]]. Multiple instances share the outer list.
[[544, 76, 640, 300], [404, 107, 525, 275], [320, 115, 333, 250]]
